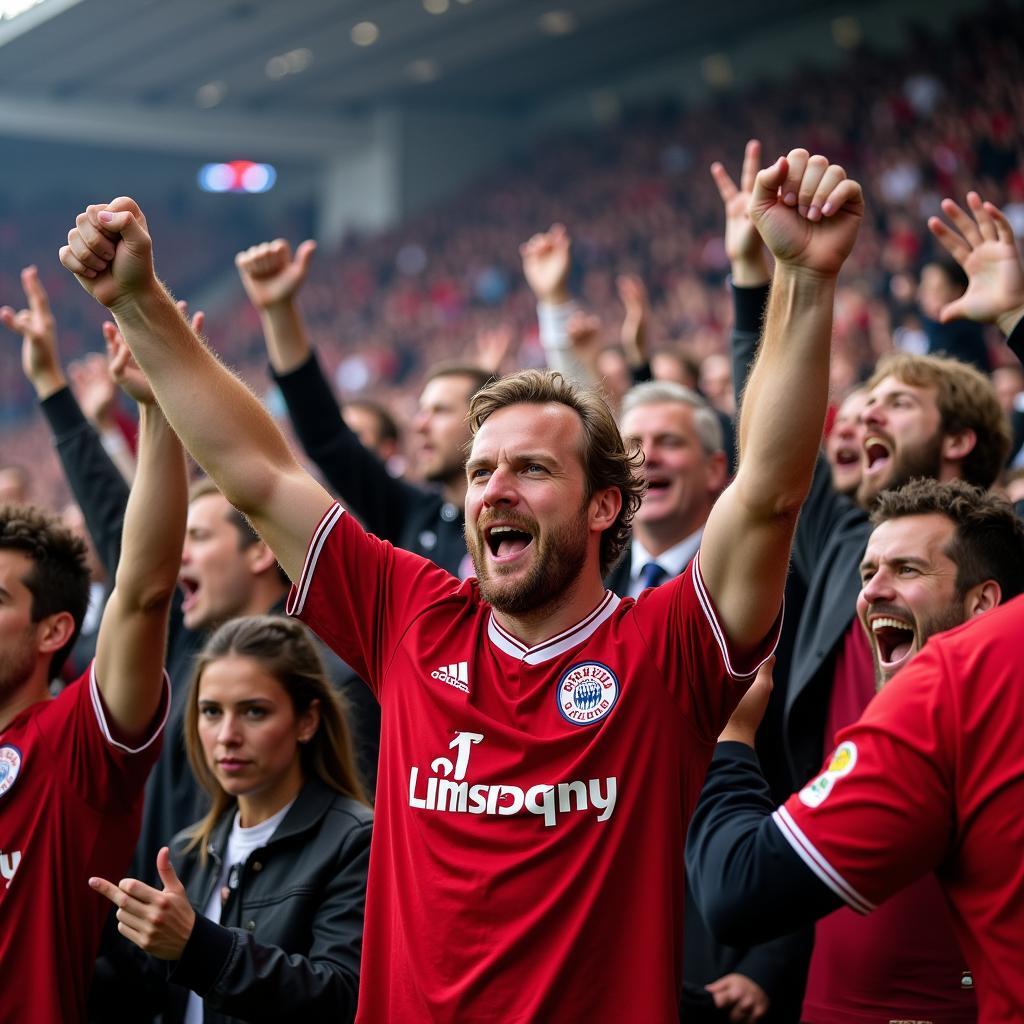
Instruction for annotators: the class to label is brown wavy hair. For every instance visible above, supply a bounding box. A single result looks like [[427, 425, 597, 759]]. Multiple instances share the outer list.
[[183, 615, 369, 860], [866, 353, 1010, 488], [467, 370, 644, 576]]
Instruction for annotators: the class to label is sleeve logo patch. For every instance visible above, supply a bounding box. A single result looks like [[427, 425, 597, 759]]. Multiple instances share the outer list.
[[0, 745, 23, 799], [557, 662, 619, 726], [798, 741, 857, 809]]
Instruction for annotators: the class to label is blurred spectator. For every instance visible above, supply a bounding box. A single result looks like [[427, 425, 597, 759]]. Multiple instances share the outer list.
[[5, 3, 1024, 512], [0, 463, 31, 504]]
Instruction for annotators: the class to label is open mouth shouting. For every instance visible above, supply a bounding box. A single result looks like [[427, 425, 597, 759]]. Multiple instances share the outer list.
[[643, 474, 672, 497], [833, 444, 859, 467], [868, 612, 917, 678], [178, 572, 200, 615], [484, 521, 536, 566], [862, 434, 893, 477]]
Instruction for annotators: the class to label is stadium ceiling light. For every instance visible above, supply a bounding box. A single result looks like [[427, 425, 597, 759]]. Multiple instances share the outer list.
[[285, 47, 313, 73], [265, 47, 313, 80], [423, 0, 449, 13], [195, 80, 227, 109], [265, 54, 289, 80], [406, 58, 440, 83], [198, 161, 277, 194], [351, 21, 379, 47], [538, 10, 575, 36]]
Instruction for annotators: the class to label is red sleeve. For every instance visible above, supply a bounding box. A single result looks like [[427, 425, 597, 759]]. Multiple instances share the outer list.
[[36, 663, 168, 812], [628, 550, 782, 742], [286, 503, 464, 699], [773, 643, 956, 913]]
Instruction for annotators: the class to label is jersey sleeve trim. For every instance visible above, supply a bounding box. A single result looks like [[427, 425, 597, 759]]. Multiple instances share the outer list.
[[89, 662, 171, 755], [286, 502, 346, 618], [771, 806, 875, 915], [692, 550, 782, 681]]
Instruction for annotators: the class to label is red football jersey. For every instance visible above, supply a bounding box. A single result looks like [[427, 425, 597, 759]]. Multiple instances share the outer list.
[[289, 503, 779, 1023], [774, 595, 1024, 1023], [0, 665, 167, 1022]]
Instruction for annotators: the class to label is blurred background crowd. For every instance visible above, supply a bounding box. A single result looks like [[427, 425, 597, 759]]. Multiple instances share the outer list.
[[4, 0, 1023, 509]]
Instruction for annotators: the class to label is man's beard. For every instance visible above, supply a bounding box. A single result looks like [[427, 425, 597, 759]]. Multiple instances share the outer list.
[[466, 503, 590, 616], [872, 600, 966, 688], [857, 431, 944, 506]]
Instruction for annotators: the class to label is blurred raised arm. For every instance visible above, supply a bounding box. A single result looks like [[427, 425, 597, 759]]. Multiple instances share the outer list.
[[927, 191, 1024, 342]]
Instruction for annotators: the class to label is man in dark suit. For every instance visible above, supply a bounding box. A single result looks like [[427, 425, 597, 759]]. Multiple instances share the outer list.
[[611, 381, 727, 598], [613, 379, 809, 1023]]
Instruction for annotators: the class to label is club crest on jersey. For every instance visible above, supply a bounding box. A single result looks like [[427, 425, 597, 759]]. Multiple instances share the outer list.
[[557, 661, 619, 726], [798, 741, 857, 808], [0, 745, 22, 799]]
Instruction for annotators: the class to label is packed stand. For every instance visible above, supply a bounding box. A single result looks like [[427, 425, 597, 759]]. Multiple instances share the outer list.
[[2, 2, 1024, 1022]]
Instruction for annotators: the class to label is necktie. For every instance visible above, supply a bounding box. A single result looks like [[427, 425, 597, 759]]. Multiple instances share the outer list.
[[640, 561, 667, 590]]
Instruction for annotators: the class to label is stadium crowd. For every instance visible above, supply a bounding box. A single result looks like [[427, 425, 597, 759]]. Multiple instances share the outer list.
[[2, 2, 1024, 1022]]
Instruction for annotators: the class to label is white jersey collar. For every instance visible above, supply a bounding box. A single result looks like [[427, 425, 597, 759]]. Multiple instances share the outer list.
[[487, 591, 620, 665]]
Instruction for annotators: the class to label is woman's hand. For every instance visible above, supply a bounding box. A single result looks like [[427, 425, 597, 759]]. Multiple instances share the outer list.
[[89, 847, 196, 960]]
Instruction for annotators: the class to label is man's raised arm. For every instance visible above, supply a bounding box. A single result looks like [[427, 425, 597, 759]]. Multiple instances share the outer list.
[[58, 198, 332, 580], [927, 190, 1024, 351], [92, 342, 186, 742], [699, 149, 863, 651], [235, 237, 317, 374]]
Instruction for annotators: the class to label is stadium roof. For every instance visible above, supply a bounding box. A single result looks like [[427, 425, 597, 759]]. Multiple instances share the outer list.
[[0, 0, 867, 157]]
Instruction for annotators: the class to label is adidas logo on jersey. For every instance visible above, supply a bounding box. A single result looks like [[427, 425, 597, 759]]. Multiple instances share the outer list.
[[431, 661, 469, 693]]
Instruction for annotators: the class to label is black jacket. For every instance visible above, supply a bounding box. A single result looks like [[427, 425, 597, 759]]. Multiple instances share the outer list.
[[923, 316, 991, 373], [730, 289, 1024, 787], [107, 779, 371, 1024], [730, 287, 882, 785], [607, 553, 810, 1022], [272, 351, 468, 577], [686, 743, 841, 947]]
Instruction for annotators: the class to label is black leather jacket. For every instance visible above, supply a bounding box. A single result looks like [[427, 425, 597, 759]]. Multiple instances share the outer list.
[[100, 778, 371, 1024]]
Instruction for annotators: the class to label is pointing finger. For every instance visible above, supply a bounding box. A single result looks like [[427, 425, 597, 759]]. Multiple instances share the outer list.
[[710, 161, 739, 203], [88, 876, 124, 907], [20, 266, 52, 316], [739, 138, 761, 195]]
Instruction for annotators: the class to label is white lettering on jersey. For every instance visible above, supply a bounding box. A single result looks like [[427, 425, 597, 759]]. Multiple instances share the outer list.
[[408, 731, 617, 828], [0, 849, 22, 889]]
